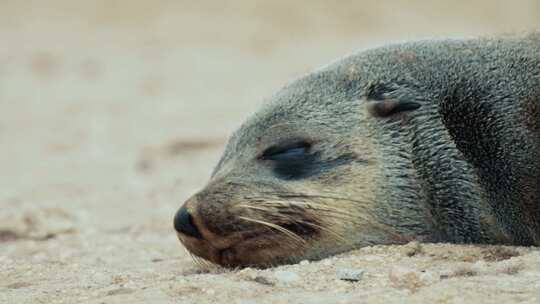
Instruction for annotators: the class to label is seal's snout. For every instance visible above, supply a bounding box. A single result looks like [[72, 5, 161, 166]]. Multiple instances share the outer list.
[[174, 205, 202, 239]]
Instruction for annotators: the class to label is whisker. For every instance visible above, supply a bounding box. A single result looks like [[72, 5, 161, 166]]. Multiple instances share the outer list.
[[253, 200, 359, 221], [238, 216, 307, 245], [235, 204, 276, 213], [189, 252, 211, 269], [237, 203, 351, 245], [245, 193, 402, 238], [248, 193, 392, 228], [297, 220, 349, 244], [256, 192, 373, 206]]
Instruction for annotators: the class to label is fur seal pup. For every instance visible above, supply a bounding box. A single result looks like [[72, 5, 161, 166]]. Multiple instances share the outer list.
[[174, 33, 540, 267]]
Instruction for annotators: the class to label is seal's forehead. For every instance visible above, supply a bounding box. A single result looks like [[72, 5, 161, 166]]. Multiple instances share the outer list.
[[231, 87, 340, 144], [258, 67, 365, 121], [220, 72, 364, 159]]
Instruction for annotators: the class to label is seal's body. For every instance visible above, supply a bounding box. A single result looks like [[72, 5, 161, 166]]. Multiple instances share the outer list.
[[174, 33, 540, 267]]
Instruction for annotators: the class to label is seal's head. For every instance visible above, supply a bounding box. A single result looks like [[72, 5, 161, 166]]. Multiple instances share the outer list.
[[174, 36, 540, 267], [174, 58, 426, 268]]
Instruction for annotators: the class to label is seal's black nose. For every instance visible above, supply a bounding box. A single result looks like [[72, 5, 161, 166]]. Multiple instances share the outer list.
[[174, 206, 202, 239]]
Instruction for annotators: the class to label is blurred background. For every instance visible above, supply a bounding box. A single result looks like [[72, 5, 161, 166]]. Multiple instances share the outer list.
[[0, 1, 539, 302], [2, 0, 540, 257]]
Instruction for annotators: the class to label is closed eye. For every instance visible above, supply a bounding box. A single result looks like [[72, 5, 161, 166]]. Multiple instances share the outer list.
[[257, 139, 360, 181], [259, 141, 311, 161]]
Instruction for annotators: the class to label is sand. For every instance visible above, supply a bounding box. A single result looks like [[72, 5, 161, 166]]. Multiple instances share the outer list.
[[1, 1, 540, 303]]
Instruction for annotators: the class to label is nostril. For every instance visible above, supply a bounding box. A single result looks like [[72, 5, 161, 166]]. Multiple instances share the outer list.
[[174, 206, 203, 239]]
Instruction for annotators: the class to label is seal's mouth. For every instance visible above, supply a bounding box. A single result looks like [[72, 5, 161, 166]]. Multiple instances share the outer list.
[[176, 228, 304, 267], [173, 198, 319, 267], [174, 190, 338, 267]]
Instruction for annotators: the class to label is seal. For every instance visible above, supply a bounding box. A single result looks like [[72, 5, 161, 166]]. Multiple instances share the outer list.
[[174, 33, 540, 268]]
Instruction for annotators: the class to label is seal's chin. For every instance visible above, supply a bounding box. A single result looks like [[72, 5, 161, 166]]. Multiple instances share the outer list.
[[177, 230, 303, 268]]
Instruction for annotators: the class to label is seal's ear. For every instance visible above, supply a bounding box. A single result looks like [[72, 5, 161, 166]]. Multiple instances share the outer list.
[[366, 99, 421, 118], [364, 82, 421, 118]]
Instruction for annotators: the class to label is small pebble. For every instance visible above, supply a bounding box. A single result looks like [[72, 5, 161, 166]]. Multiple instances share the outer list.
[[388, 267, 424, 290], [400, 241, 423, 257], [236, 268, 257, 280], [337, 268, 365, 282], [299, 260, 310, 265], [322, 259, 333, 266], [252, 276, 274, 286], [274, 270, 300, 283], [106, 288, 135, 296]]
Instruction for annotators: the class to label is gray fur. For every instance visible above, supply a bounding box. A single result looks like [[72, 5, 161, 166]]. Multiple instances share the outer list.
[[180, 33, 540, 267]]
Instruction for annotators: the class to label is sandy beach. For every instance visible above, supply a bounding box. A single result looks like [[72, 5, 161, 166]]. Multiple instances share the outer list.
[[1, 1, 540, 303]]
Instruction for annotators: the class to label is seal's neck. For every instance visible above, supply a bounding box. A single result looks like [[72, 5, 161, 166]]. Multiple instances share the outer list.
[[406, 105, 512, 244]]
